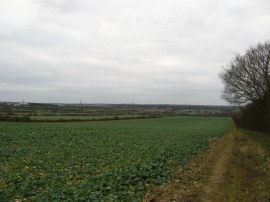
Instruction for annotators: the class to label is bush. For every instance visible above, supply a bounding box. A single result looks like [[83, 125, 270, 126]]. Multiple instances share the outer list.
[[233, 96, 270, 132]]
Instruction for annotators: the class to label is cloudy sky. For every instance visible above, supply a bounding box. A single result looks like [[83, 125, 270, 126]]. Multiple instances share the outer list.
[[0, 0, 270, 105]]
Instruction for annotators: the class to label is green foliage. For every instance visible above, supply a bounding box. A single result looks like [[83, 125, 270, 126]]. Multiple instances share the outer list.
[[0, 117, 231, 201]]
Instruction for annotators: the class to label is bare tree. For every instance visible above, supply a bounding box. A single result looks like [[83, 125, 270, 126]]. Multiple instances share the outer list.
[[219, 41, 270, 105]]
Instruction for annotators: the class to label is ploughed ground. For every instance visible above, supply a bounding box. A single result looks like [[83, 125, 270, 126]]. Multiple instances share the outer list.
[[143, 126, 270, 202]]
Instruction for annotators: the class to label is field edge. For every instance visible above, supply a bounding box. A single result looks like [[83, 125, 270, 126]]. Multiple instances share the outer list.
[[143, 127, 270, 201]]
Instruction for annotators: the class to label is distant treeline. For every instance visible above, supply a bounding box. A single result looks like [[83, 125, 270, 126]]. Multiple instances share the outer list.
[[0, 115, 162, 122], [0, 113, 232, 123], [0, 115, 31, 122]]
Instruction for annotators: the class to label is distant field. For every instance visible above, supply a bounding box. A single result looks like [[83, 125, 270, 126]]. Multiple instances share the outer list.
[[0, 116, 232, 201], [29, 114, 142, 120], [175, 109, 222, 115]]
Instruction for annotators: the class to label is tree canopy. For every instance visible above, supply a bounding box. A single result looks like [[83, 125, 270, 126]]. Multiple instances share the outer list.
[[220, 41, 270, 132], [220, 41, 270, 105]]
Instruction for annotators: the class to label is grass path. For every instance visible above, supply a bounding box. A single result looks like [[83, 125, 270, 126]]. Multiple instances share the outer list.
[[200, 128, 235, 201]]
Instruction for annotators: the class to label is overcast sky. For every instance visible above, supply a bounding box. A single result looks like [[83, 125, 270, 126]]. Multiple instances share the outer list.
[[0, 0, 270, 105]]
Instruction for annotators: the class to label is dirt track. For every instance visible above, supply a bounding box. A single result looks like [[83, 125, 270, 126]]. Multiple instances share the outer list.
[[200, 128, 235, 201]]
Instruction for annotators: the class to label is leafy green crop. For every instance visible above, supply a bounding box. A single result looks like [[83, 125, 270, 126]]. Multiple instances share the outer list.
[[0, 117, 231, 201]]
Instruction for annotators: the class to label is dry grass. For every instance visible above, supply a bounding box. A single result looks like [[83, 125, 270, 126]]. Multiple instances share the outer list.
[[218, 129, 270, 201]]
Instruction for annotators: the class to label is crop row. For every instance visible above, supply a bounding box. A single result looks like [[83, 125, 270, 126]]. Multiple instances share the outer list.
[[0, 117, 231, 201]]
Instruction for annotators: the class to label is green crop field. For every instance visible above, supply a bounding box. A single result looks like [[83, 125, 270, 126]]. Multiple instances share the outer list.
[[0, 117, 232, 201]]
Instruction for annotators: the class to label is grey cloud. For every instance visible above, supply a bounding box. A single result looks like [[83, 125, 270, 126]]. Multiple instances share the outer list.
[[0, 0, 270, 104]]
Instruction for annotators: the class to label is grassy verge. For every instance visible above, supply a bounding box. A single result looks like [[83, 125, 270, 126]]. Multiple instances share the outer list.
[[218, 129, 270, 201]]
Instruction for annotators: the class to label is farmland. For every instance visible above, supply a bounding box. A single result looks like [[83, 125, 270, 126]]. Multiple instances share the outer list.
[[29, 115, 145, 121], [0, 116, 232, 201], [0, 102, 236, 122]]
